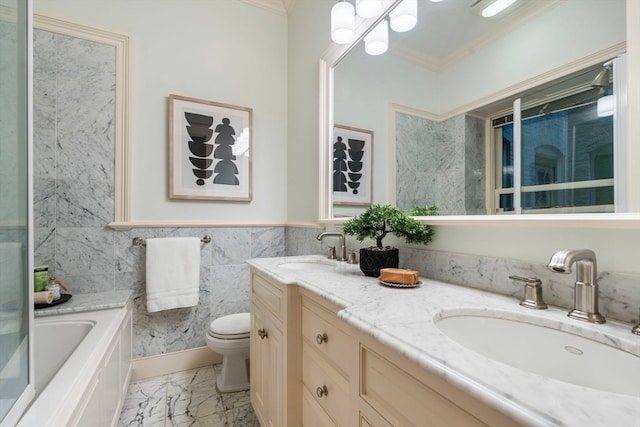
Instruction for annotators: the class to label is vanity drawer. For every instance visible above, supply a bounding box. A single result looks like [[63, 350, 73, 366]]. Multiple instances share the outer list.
[[360, 345, 487, 427], [251, 272, 284, 320], [302, 386, 337, 427], [302, 298, 351, 377], [302, 342, 350, 427]]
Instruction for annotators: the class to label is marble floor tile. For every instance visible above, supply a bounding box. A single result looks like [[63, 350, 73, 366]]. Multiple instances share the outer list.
[[118, 365, 255, 427]]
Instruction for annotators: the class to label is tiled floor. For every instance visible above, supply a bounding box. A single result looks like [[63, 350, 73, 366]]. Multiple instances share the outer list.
[[118, 365, 259, 427]]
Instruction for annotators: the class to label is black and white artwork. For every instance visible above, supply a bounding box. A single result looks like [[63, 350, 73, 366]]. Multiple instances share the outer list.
[[169, 95, 252, 201], [333, 125, 372, 205]]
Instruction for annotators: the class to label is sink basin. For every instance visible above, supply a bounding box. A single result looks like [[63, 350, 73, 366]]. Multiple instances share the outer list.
[[435, 312, 640, 396], [279, 261, 336, 271]]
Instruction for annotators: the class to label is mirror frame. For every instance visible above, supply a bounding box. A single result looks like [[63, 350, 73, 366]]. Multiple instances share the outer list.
[[320, 0, 640, 227]]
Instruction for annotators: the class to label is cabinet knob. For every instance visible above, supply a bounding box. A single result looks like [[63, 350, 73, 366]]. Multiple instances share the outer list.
[[316, 333, 328, 344], [316, 385, 328, 398], [257, 328, 268, 339]]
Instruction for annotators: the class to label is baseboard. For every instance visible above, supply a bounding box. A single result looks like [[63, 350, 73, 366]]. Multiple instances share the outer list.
[[131, 347, 222, 382]]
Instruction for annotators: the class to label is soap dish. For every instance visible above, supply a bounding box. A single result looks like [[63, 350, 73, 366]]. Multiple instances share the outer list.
[[378, 280, 421, 288]]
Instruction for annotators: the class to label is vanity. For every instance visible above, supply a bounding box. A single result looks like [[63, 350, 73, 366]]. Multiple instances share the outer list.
[[247, 256, 639, 427]]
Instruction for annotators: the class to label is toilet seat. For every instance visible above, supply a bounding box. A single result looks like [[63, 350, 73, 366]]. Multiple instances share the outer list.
[[208, 312, 250, 340]]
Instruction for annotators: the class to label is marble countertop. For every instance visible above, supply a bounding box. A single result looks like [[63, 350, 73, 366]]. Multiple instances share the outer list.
[[247, 255, 640, 427], [34, 290, 133, 317]]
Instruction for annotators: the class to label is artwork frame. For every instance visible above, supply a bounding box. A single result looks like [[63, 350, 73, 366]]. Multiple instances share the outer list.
[[332, 124, 373, 206], [169, 94, 252, 201]]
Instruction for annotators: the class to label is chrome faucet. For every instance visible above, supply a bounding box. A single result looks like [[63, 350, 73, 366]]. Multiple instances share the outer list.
[[316, 232, 346, 261], [548, 249, 605, 324]]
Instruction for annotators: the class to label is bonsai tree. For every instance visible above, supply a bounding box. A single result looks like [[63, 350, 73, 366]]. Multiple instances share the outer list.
[[342, 204, 435, 277], [409, 205, 439, 217], [342, 204, 435, 249]]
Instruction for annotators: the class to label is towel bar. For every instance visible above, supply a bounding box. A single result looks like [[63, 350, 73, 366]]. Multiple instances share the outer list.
[[132, 235, 211, 247]]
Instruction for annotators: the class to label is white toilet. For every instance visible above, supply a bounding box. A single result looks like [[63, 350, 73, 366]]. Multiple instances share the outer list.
[[205, 312, 251, 392]]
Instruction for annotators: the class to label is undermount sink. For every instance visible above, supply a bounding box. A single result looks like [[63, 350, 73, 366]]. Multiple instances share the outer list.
[[278, 261, 336, 271], [435, 311, 640, 396]]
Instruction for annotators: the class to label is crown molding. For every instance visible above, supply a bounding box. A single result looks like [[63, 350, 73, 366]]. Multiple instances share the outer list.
[[239, 0, 296, 16]]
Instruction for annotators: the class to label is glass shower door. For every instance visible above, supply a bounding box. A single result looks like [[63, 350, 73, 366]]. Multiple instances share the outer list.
[[0, 0, 34, 424]]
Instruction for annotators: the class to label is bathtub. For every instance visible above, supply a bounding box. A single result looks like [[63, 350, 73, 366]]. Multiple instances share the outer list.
[[17, 304, 132, 427]]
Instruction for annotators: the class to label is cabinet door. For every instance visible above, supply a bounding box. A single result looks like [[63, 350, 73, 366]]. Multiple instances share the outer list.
[[250, 302, 284, 427]]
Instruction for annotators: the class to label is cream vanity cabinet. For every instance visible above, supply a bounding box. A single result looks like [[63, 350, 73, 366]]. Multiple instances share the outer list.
[[250, 271, 302, 427], [300, 290, 355, 427], [249, 271, 521, 427]]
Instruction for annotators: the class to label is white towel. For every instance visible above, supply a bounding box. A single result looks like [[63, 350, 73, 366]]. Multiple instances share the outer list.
[[145, 237, 200, 312]]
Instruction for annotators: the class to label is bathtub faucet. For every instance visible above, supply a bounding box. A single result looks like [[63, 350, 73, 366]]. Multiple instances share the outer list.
[[316, 232, 346, 261], [547, 249, 605, 324]]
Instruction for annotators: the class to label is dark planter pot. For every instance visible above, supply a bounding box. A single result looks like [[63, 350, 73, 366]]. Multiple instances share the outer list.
[[359, 247, 399, 277]]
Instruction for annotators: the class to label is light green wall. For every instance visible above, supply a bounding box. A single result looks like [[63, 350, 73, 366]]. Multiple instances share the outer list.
[[285, 0, 333, 225], [35, 0, 289, 224], [441, 0, 626, 113]]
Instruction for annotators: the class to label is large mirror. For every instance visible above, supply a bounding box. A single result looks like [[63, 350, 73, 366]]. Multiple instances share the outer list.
[[321, 0, 639, 223]]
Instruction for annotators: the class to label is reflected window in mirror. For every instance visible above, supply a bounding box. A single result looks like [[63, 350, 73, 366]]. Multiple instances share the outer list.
[[489, 57, 624, 215]]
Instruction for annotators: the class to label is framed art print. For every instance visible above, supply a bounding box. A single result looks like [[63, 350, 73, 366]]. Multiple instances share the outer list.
[[169, 94, 252, 201], [332, 124, 373, 206]]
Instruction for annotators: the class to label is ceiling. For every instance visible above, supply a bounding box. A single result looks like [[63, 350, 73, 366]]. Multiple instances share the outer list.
[[244, 0, 562, 71], [388, 0, 562, 71]]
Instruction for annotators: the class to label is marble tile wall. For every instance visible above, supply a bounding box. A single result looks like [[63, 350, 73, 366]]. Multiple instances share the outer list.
[[395, 112, 486, 214], [399, 245, 640, 324]]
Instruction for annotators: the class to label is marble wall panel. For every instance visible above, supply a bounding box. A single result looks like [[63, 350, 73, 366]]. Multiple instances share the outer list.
[[285, 225, 324, 256], [399, 245, 640, 324], [396, 113, 484, 215]]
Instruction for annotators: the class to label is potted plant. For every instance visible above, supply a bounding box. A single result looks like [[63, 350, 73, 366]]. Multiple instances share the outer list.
[[342, 204, 436, 277]]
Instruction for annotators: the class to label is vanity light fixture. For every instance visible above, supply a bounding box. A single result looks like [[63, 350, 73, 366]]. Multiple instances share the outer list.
[[471, 0, 517, 18], [356, 0, 383, 19], [389, 0, 417, 32], [365, 19, 389, 55], [331, 0, 356, 44]]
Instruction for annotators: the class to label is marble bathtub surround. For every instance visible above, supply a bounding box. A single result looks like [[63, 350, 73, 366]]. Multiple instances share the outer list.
[[33, 290, 132, 317], [247, 255, 640, 427]]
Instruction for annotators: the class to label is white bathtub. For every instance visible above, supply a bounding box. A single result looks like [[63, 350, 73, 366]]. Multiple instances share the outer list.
[[18, 304, 132, 427]]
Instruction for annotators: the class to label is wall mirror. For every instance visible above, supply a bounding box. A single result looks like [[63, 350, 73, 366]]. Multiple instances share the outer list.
[[320, 0, 640, 225]]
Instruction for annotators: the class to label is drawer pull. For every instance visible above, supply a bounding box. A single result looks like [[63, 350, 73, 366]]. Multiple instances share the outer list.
[[257, 328, 268, 339], [316, 333, 328, 344], [316, 385, 328, 398]]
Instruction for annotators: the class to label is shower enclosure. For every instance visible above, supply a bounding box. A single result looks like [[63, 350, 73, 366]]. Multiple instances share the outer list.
[[0, 0, 34, 425]]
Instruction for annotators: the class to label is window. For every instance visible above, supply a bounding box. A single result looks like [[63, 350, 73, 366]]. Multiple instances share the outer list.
[[491, 59, 623, 214]]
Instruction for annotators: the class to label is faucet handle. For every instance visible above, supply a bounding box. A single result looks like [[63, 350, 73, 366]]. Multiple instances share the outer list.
[[509, 275, 548, 310], [328, 246, 337, 260]]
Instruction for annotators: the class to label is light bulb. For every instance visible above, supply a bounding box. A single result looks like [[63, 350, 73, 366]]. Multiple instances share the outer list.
[[331, 2, 355, 44], [365, 19, 388, 55], [481, 0, 517, 18], [390, 0, 417, 33], [597, 95, 614, 117]]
